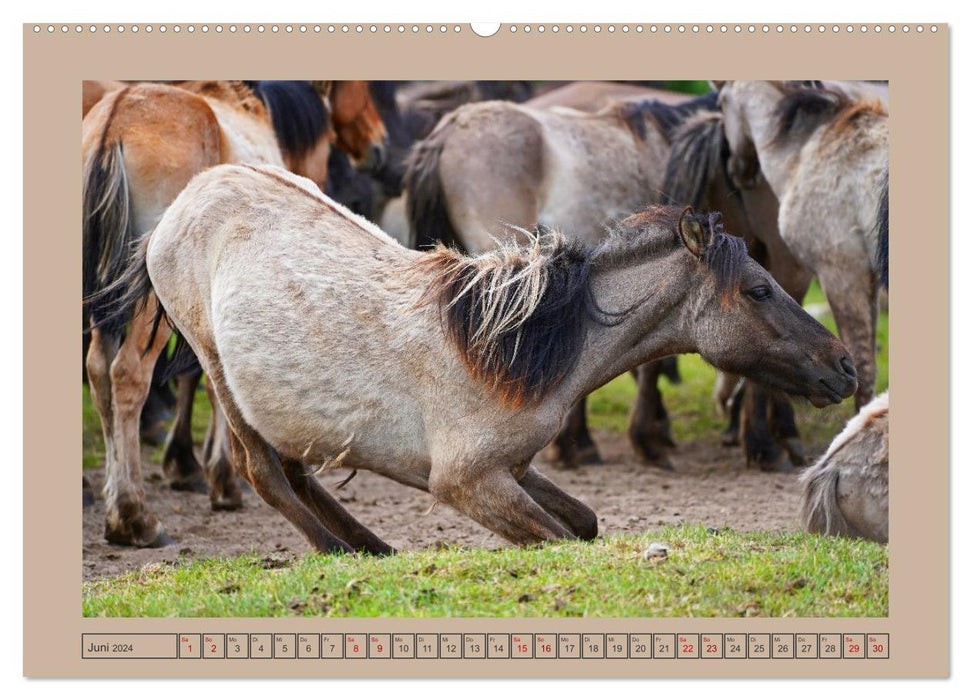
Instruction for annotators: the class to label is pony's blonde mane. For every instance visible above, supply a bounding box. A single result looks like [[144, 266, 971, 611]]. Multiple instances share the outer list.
[[417, 227, 592, 408]]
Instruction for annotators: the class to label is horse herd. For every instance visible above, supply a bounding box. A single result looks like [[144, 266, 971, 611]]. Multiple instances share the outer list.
[[81, 80, 890, 559]]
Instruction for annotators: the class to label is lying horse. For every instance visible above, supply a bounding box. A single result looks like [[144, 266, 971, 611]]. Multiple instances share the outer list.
[[800, 392, 889, 543], [105, 163, 856, 551]]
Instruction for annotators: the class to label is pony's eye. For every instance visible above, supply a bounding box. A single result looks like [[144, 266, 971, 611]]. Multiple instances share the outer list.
[[746, 285, 772, 301]]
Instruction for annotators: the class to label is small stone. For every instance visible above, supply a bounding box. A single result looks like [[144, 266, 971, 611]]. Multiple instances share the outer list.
[[642, 542, 670, 562]]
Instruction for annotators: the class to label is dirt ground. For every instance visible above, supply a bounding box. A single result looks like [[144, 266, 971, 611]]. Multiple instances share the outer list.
[[82, 431, 819, 582]]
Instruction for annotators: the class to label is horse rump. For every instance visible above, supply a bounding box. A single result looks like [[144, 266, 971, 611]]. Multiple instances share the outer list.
[[404, 122, 461, 251]]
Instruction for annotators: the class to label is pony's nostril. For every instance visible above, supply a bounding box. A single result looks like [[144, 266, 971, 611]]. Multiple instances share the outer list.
[[839, 356, 856, 377]]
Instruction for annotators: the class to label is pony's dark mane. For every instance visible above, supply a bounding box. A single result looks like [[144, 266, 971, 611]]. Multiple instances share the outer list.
[[771, 81, 853, 143], [245, 81, 330, 163], [419, 206, 747, 408], [875, 169, 889, 289], [660, 110, 730, 208], [619, 91, 719, 142]]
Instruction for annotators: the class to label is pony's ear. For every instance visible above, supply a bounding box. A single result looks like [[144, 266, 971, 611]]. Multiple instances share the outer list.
[[709, 80, 728, 92], [678, 207, 709, 259], [310, 80, 333, 99]]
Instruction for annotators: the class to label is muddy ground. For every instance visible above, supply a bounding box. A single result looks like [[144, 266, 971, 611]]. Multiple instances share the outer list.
[[82, 431, 820, 582]]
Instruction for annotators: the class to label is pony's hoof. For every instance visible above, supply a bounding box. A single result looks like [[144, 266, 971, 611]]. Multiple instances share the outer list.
[[783, 438, 807, 466], [211, 489, 244, 511], [721, 430, 740, 447], [629, 438, 674, 471], [653, 459, 676, 472], [359, 541, 395, 557], [758, 454, 794, 473], [169, 472, 210, 494], [575, 445, 603, 466], [104, 520, 174, 549]]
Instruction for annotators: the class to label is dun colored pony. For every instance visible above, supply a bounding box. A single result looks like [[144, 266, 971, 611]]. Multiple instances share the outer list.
[[404, 92, 719, 469], [717, 80, 888, 410], [800, 392, 889, 543], [83, 81, 387, 547], [801, 181, 889, 543], [103, 163, 855, 551]]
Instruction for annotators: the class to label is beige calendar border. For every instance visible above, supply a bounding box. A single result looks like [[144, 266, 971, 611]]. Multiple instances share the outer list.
[[23, 23, 948, 678]]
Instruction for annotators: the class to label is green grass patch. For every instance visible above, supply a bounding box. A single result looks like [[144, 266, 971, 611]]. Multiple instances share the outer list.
[[82, 525, 887, 618]]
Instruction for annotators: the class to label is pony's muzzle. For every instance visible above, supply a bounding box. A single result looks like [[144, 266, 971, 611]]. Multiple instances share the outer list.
[[359, 139, 387, 174], [809, 356, 858, 407]]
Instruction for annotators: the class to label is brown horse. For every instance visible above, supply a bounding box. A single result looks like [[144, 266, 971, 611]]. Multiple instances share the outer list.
[[82, 80, 387, 547], [105, 163, 855, 551]]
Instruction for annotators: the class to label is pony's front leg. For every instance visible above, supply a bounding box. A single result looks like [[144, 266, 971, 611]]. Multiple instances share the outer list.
[[818, 266, 877, 411], [627, 361, 676, 471], [428, 461, 573, 545], [739, 385, 793, 473], [518, 466, 598, 540], [104, 298, 174, 547], [547, 397, 601, 469]]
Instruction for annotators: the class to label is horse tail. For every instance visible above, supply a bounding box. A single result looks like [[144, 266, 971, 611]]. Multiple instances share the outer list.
[[82, 87, 139, 341], [661, 109, 727, 208], [875, 168, 889, 289], [800, 459, 851, 537], [404, 119, 459, 250]]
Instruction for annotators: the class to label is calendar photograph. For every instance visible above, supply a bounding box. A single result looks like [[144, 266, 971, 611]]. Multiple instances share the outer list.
[[80, 77, 889, 619]]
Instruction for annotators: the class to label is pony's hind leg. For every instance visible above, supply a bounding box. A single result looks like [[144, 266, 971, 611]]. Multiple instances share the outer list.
[[205, 366, 352, 554], [428, 462, 573, 545], [518, 466, 598, 540], [161, 368, 208, 493], [85, 327, 118, 509], [547, 397, 601, 469], [201, 380, 243, 511], [103, 298, 174, 547], [627, 361, 676, 471], [280, 458, 393, 556]]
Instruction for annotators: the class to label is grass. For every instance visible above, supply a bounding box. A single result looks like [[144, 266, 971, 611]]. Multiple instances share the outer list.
[[82, 524, 888, 618]]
